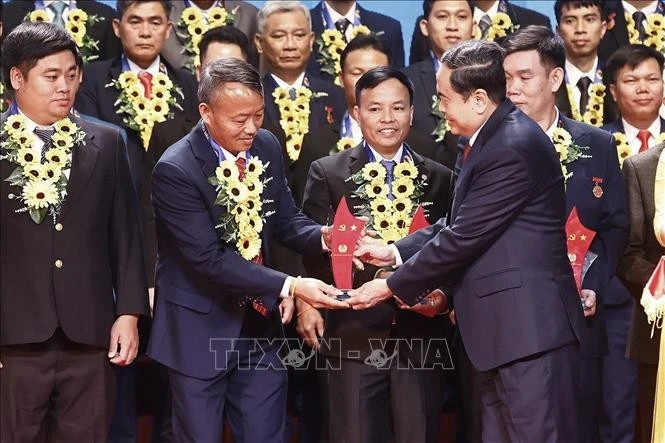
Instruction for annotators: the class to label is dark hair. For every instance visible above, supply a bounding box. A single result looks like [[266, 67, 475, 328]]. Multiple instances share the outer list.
[[117, 0, 172, 19], [422, 0, 475, 19], [554, 0, 606, 24], [340, 34, 392, 72], [2, 22, 82, 90], [441, 39, 506, 104], [199, 26, 250, 63], [355, 67, 415, 106], [502, 25, 565, 71], [605, 44, 665, 84], [198, 58, 263, 104]]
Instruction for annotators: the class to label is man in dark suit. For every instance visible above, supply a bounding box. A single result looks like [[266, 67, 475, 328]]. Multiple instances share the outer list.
[[146, 58, 349, 443], [0, 22, 148, 442], [300, 67, 451, 443], [410, 0, 551, 65], [75, 0, 198, 192], [161, 0, 259, 72], [2, 0, 123, 62], [554, 0, 619, 127], [405, 0, 476, 169], [503, 26, 629, 442], [351, 40, 586, 442], [618, 144, 665, 443], [598, 0, 665, 63], [307, 0, 404, 80]]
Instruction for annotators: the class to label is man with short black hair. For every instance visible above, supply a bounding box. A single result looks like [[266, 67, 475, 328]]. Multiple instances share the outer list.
[[352, 39, 585, 442], [0, 21, 148, 442]]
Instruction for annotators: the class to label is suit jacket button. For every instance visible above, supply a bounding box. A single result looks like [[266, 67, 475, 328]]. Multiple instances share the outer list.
[[55, 223, 63, 231], [55, 259, 63, 268]]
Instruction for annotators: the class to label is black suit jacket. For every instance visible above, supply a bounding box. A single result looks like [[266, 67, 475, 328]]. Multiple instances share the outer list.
[[409, 2, 551, 65], [388, 100, 585, 371], [75, 56, 198, 191], [2, 0, 122, 62], [306, 2, 405, 81], [560, 115, 629, 358], [405, 59, 462, 169], [302, 143, 451, 361], [0, 113, 148, 348]]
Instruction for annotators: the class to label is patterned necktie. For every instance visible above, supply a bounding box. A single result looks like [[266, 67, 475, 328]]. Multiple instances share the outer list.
[[381, 159, 396, 200], [576, 76, 592, 114], [48, 1, 67, 28], [633, 11, 648, 40], [138, 71, 153, 98], [638, 130, 651, 153], [34, 127, 55, 163], [335, 18, 352, 42], [479, 14, 492, 38]]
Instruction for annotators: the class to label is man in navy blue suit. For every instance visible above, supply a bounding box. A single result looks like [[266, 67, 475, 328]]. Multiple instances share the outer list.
[[503, 26, 629, 442], [146, 58, 349, 443], [307, 0, 405, 79], [350, 39, 586, 442]]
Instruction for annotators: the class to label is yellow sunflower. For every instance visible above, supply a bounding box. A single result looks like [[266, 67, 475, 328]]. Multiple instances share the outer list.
[[16, 147, 38, 166], [4, 114, 26, 135], [322, 29, 343, 46], [394, 161, 418, 179], [370, 197, 392, 215], [14, 130, 33, 148], [244, 196, 263, 215], [67, 8, 88, 24], [493, 12, 512, 30], [118, 71, 139, 89], [392, 177, 415, 199], [187, 22, 209, 40], [45, 147, 68, 168], [361, 162, 387, 182], [208, 7, 229, 26], [552, 128, 572, 146], [336, 137, 356, 152], [216, 160, 240, 182], [152, 84, 171, 101], [391, 198, 413, 215], [65, 20, 86, 46], [237, 235, 262, 261], [181, 7, 203, 26], [245, 157, 264, 181], [350, 25, 371, 39], [365, 180, 389, 199], [30, 9, 50, 22], [378, 225, 403, 244], [53, 118, 75, 135], [150, 98, 170, 117], [51, 132, 72, 149], [153, 73, 173, 90], [22, 179, 59, 209], [246, 180, 264, 198], [41, 163, 62, 182], [227, 181, 249, 202]]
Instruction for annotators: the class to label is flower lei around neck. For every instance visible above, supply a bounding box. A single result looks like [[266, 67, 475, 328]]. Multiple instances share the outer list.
[[316, 25, 374, 85], [473, 12, 517, 41], [552, 127, 591, 182], [430, 95, 451, 142], [177, 5, 237, 73], [626, 12, 665, 53], [566, 80, 606, 127], [1, 114, 85, 224], [348, 159, 428, 243], [27, 8, 103, 62], [272, 86, 328, 162], [614, 131, 665, 167], [208, 156, 273, 261], [107, 70, 184, 150]]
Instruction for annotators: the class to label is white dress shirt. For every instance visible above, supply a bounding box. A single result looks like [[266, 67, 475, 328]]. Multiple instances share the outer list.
[[621, 117, 662, 156], [565, 57, 600, 110], [324, 1, 358, 42], [473, 1, 500, 22], [271, 72, 306, 90]]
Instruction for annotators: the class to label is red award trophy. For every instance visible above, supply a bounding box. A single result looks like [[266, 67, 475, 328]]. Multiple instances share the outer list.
[[565, 207, 597, 294], [330, 196, 367, 300], [408, 204, 431, 234]]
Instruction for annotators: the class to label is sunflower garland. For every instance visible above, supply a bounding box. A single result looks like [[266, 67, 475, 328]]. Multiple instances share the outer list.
[[1, 114, 85, 224], [27, 8, 103, 62], [566, 82, 606, 127], [315, 25, 374, 85], [614, 131, 665, 167], [473, 12, 517, 41], [626, 12, 665, 53], [272, 86, 328, 162], [208, 157, 272, 261], [348, 159, 428, 243], [177, 5, 237, 73], [107, 71, 184, 150], [430, 95, 451, 142], [551, 127, 591, 182]]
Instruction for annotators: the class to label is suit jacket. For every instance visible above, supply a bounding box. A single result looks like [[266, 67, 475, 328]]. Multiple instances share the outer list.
[[306, 2, 405, 81], [0, 112, 148, 348], [2, 0, 122, 62], [602, 117, 665, 135], [560, 115, 629, 358], [146, 124, 323, 379], [405, 59, 462, 169], [555, 65, 619, 126], [619, 144, 665, 365], [302, 143, 451, 360], [387, 100, 585, 371], [142, 113, 199, 286], [75, 55, 198, 191], [409, 2, 551, 65], [161, 0, 260, 70]]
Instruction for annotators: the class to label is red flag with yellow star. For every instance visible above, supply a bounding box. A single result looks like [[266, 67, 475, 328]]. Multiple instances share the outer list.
[[566, 207, 597, 294]]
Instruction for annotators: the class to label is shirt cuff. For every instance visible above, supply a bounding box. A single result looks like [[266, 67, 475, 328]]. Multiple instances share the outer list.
[[280, 277, 293, 299], [321, 235, 329, 252], [391, 244, 403, 266]]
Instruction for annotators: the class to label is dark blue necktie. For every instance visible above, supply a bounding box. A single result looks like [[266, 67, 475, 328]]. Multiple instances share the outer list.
[[381, 159, 396, 200]]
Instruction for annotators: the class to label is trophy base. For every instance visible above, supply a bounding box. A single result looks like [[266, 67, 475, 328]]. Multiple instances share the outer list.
[[336, 290, 351, 301]]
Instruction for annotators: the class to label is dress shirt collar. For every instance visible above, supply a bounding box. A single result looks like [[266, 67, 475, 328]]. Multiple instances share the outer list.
[[126, 55, 162, 76], [621, 117, 662, 144], [365, 142, 405, 162], [565, 56, 600, 86], [271, 72, 306, 89], [545, 108, 561, 140], [323, 1, 357, 25], [622, 1, 659, 15], [474, 1, 499, 22]]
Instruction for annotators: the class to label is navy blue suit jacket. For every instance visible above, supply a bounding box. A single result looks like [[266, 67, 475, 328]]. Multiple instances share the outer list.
[[146, 124, 323, 379], [306, 2, 404, 81], [560, 115, 629, 357], [386, 100, 585, 371], [601, 117, 665, 135]]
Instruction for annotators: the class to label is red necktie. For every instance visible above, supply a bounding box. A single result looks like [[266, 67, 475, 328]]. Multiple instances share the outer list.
[[138, 71, 153, 98], [463, 143, 471, 161], [638, 130, 651, 153]]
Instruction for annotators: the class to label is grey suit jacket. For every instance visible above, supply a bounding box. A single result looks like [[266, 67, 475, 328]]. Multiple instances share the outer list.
[[161, 1, 258, 70], [619, 144, 665, 365]]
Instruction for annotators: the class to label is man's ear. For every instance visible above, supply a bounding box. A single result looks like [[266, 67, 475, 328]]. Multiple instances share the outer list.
[[254, 34, 263, 54], [609, 83, 617, 102], [472, 89, 490, 114], [112, 18, 121, 39], [550, 66, 565, 93], [419, 18, 429, 38], [9, 67, 23, 91]]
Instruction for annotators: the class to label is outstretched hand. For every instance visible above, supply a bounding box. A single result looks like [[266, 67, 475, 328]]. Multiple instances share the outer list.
[[294, 278, 349, 309], [347, 278, 393, 310], [353, 236, 396, 270]]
